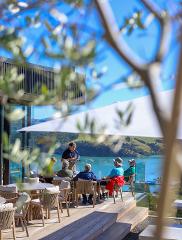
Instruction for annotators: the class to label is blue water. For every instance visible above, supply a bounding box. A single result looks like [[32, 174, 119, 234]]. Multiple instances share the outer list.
[[10, 155, 163, 184], [53, 155, 163, 182]]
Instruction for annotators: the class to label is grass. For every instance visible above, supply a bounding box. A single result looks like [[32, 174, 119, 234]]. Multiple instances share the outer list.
[[137, 192, 182, 218]]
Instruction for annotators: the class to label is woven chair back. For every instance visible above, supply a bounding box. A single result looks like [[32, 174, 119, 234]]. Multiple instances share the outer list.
[[40, 192, 59, 208], [76, 180, 97, 194], [0, 191, 18, 200], [0, 208, 15, 230], [59, 181, 71, 198]]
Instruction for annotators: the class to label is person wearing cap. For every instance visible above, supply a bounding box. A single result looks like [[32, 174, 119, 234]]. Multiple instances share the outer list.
[[124, 159, 136, 182], [73, 164, 97, 205], [104, 157, 125, 196], [57, 160, 73, 179], [106, 157, 124, 179]]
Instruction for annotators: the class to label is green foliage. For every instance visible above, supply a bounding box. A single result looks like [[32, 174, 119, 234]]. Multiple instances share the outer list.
[[120, 10, 145, 35], [0, 29, 25, 59], [63, 0, 83, 6], [126, 72, 144, 88], [115, 102, 134, 128], [138, 192, 158, 211], [0, 67, 24, 102], [146, 193, 158, 211], [0, 1, 169, 181]]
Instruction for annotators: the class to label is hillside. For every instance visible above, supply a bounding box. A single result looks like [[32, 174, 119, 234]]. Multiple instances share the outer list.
[[11, 119, 164, 157], [34, 133, 164, 157]]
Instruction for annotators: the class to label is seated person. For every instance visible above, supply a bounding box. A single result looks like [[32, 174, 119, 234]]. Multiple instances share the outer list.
[[39, 157, 57, 183], [73, 164, 97, 205], [124, 159, 136, 182], [57, 160, 73, 179], [103, 157, 125, 196]]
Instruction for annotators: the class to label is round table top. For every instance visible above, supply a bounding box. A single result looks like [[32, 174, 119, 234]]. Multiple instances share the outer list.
[[0, 197, 6, 204], [7, 182, 58, 192]]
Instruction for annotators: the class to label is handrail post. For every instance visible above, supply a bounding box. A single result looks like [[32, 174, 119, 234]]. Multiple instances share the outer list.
[[0, 104, 4, 185]]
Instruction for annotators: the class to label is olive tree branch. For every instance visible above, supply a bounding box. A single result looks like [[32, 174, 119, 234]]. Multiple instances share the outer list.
[[155, 43, 182, 240], [95, 0, 167, 136], [141, 0, 171, 62], [95, 0, 148, 74], [1, 0, 60, 22], [140, 0, 164, 22]]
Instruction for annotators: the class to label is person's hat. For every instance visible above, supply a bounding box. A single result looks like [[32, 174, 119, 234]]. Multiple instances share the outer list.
[[113, 157, 123, 165], [51, 157, 57, 162], [128, 159, 136, 165]]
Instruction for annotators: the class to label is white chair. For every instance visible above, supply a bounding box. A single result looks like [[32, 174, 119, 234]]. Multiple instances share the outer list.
[[58, 181, 71, 217]]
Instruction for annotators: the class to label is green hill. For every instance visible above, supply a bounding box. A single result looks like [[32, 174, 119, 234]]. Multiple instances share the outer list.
[[10, 119, 164, 157], [32, 132, 164, 157]]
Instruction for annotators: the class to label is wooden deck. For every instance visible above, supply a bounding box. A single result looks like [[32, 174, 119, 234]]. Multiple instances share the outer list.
[[2, 193, 148, 240]]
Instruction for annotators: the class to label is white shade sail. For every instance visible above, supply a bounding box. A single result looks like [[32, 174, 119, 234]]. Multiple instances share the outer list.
[[18, 90, 182, 139]]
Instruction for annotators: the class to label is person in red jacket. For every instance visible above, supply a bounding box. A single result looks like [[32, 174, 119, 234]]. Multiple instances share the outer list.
[[104, 157, 125, 196]]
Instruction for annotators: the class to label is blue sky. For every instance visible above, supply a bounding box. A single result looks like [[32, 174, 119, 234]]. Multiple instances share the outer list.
[[1, 0, 179, 119]]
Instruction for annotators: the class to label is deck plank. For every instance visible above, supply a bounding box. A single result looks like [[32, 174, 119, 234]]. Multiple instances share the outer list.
[[96, 207, 148, 240], [1, 193, 136, 240]]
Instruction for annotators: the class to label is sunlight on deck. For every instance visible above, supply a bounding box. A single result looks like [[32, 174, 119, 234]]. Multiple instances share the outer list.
[[1, 193, 147, 240]]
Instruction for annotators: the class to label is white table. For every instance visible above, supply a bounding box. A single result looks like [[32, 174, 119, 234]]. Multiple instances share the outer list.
[[0, 197, 6, 204], [173, 199, 182, 209], [139, 225, 182, 240], [7, 183, 59, 192]]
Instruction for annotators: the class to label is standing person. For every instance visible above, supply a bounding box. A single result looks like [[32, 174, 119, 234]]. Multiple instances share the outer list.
[[62, 142, 80, 173]]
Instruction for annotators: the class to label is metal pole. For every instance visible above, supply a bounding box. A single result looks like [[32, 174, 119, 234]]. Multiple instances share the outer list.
[[21, 105, 26, 181], [0, 105, 4, 185], [26, 106, 31, 175], [3, 114, 10, 185]]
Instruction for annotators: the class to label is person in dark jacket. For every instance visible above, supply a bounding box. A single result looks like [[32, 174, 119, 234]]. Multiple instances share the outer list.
[[73, 164, 97, 205], [62, 142, 80, 173]]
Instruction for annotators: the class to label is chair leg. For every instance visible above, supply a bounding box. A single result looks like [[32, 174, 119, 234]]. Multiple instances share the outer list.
[[76, 193, 78, 207], [0, 230, 2, 240], [131, 184, 135, 198], [65, 199, 70, 217], [46, 208, 48, 219], [57, 201, 61, 223], [12, 220, 16, 240], [48, 207, 51, 219], [30, 205, 33, 221], [120, 188, 123, 201], [20, 217, 25, 231], [59, 201, 63, 213], [40, 207, 45, 227], [23, 219, 29, 237], [113, 191, 116, 204], [115, 191, 118, 198], [68, 193, 71, 207], [93, 193, 96, 208], [74, 189, 77, 207]]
